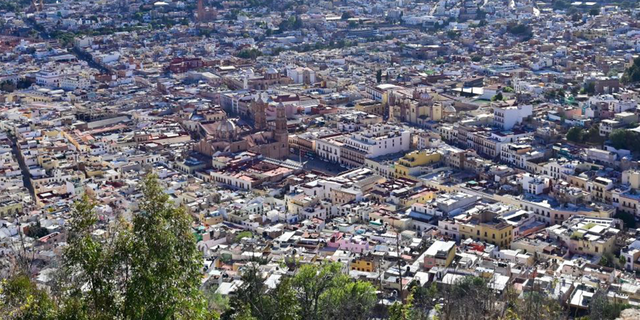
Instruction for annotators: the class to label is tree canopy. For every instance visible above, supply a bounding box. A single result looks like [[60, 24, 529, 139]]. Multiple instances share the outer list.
[[222, 262, 377, 320], [1, 174, 213, 320], [622, 57, 640, 84]]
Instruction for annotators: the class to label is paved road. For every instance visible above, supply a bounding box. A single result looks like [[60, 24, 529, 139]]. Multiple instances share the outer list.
[[25, 17, 111, 74], [8, 134, 34, 197]]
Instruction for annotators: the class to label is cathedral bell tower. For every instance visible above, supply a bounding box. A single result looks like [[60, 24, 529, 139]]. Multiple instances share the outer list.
[[274, 103, 289, 158], [252, 92, 268, 131]]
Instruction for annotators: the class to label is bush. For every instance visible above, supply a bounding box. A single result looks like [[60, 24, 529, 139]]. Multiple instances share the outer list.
[[234, 231, 253, 242], [236, 48, 262, 59], [622, 57, 640, 84]]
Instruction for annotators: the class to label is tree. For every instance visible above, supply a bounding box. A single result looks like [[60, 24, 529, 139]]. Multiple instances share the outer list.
[[124, 174, 208, 319], [583, 125, 603, 144], [439, 276, 499, 319], [59, 175, 212, 320], [566, 127, 584, 143], [503, 288, 564, 320], [322, 281, 377, 320], [608, 129, 640, 152], [234, 231, 253, 242], [293, 262, 347, 320], [0, 273, 57, 319], [225, 261, 375, 320], [571, 13, 583, 22], [223, 265, 299, 319], [408, 282, 438, 318], [621, 57, 640, 84], [584, 82, 596, 95], [236, 48, 262, 59], [507, 23, 533, 40], [588, 289, 631, 320], [0, 80, 17, 92], [341, 11, 353, 20], [491, 92, 503, 101], [376, 70, 382, 83], [615, 211, 636, 228], [63, 194, 119, 319], [446, 30, 460, 39]]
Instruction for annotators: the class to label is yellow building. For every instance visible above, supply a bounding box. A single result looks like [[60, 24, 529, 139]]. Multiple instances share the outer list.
[[424, 240, 456, 269], [355, 100, 386, 117], [350, 256, 376, 272], [458, 211, 514, 248], [402, 188, 437, 207], [549, 216, 620, 257], [394, 150, 441, 179], [0, 199, 22, 216], [204, 214, 223, 226]]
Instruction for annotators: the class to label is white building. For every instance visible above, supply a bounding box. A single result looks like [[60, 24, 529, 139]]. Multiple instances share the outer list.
[[343, 124, 411, 158], [519, 173, 549, 195], [60, 76, 90, 90], [493, 104, 533, 130], [35, 70, 64, 88], [315, 136, 344, 163], [286, 66, 316, 85]]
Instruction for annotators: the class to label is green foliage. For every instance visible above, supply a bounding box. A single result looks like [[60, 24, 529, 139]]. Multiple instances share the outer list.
[[124, 174, 208, 319], [599, 253, 612, 267], [408, 282, 438, 318], [225, 262, 376, 320], [278, 16, 303, 32], [507, 23, 533, 40], [609, 128, 640, 152], [376, 70, 382, 83], [236, 48, 262, 59], [322, 280, 377, 319], [622, 57, 640, 84], [55, 175, 212, 319], [0, 80, 16, 92], [0, 273, 58, 319], [615, 210, 636, 228], [471, 55, 482, 62], [341, 11, 354, 20], [566, 126, 603, 145], [0, 0, 31, 12], [234, 231, 253, 242], [446, 30, 460, 39], [584, 82, 596, 95], [545, 88, 566, 101], [388, 300, 411, 320], [293, 262, 349, 320], [63, 194, 119, 319], [572, 13, 583, 22], [589, 290, 632, 320], [507, 290, 565, 320], [491, 92, 503, 101]]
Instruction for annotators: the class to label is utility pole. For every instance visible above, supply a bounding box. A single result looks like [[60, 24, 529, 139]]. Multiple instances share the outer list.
[[396, 229, 403, 302]]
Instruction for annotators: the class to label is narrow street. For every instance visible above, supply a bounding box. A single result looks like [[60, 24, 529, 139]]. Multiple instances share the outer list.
[[8, 133, 34, 198], [24, 17, 110, 74]]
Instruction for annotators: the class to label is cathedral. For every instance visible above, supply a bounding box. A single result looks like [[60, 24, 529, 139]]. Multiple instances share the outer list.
[[194, 93, 289, 160], [196, 0, 217, 23]]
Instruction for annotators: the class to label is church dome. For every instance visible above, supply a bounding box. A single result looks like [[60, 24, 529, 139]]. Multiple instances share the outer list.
[[444, 105, 457, 113], [213, 119, 237, 140]]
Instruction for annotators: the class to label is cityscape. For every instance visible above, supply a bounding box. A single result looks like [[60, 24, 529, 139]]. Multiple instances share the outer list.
[[1, 0, 640, 319]]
